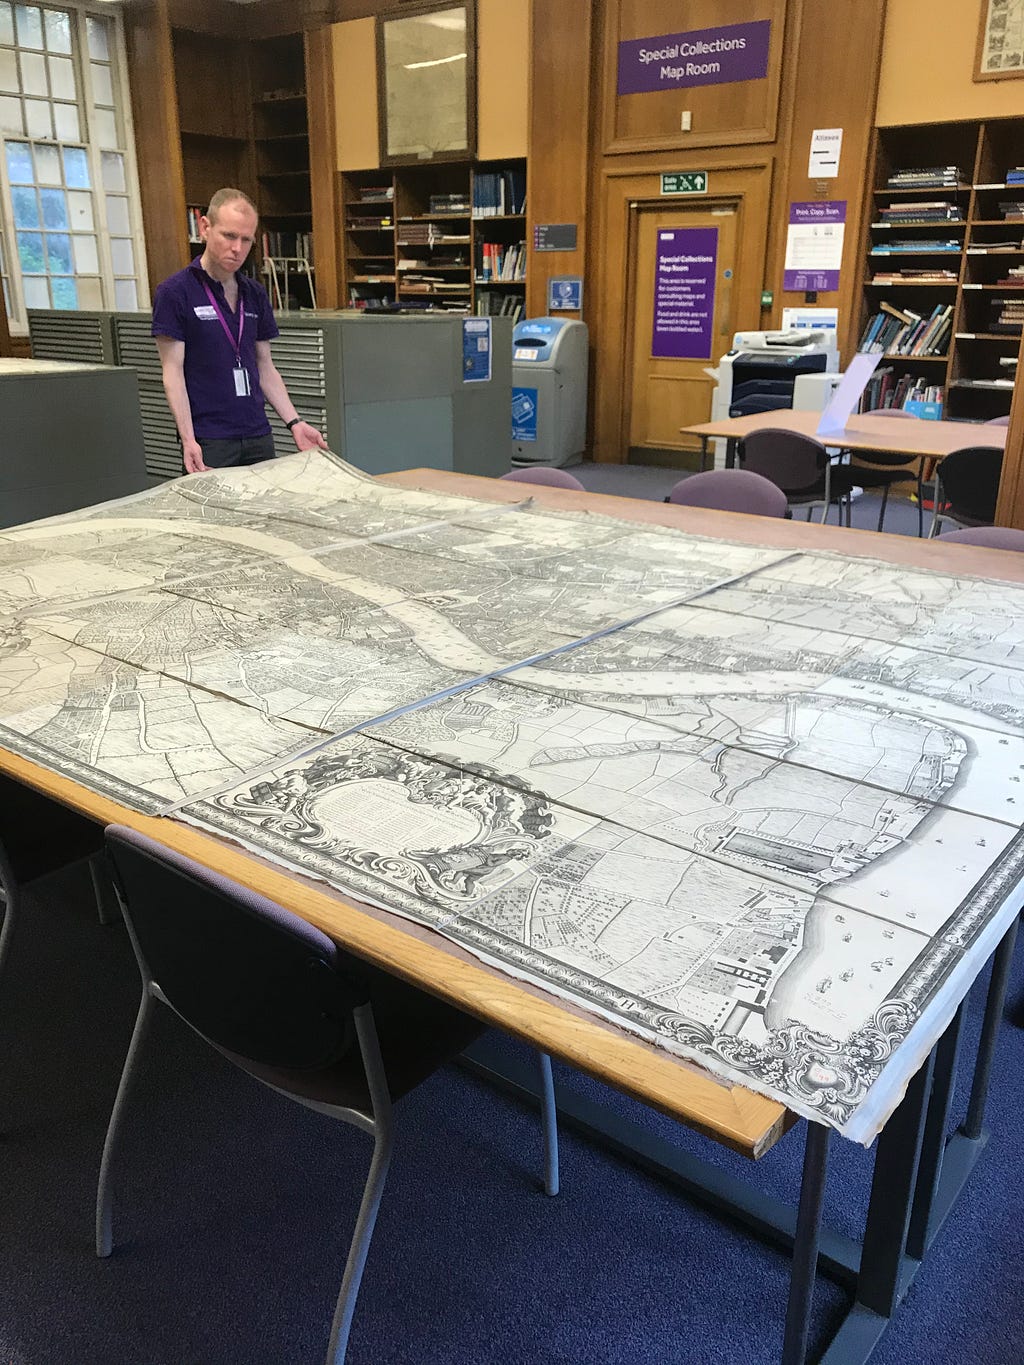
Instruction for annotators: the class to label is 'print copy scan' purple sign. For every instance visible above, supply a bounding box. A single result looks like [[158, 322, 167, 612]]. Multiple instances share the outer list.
[[618, 20, 771, 94], [652, 227, 718, 360], [783, 200, 846, 292]]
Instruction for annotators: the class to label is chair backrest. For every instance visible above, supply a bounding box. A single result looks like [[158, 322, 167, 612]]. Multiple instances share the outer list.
[[105, 826, 360, 1071], [739, 428, 825, 493], [937, 446, 1003, 527], [938, 525, 1024, 550], [499, 467, 585, 490], [985, 415, 1011, 427], [667, 468, 788, 518], [862, 407, 916, 419]]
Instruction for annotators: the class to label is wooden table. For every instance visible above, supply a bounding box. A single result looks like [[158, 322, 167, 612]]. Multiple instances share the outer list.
[[3, 468, 1021, 1365]]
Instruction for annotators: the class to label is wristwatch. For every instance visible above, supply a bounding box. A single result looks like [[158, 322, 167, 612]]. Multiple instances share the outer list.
[[285, 416, 302, 430]]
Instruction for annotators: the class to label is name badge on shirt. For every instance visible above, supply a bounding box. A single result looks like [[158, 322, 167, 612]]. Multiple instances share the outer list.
[[193, 305, 218, 319], [233, 365, 251, 397]]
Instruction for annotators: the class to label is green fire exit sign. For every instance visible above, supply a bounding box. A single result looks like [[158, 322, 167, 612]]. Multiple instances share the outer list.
[[661, 171, 708, 195]]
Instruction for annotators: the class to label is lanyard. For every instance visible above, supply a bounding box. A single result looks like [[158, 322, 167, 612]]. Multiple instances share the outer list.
[[201, 279, 244, 361]]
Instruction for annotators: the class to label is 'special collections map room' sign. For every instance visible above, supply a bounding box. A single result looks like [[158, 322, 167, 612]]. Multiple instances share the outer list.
[[617, 19, 771, 94]]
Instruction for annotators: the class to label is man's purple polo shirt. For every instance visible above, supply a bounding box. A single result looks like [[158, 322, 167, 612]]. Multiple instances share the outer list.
[[151, 259, 279, 441]]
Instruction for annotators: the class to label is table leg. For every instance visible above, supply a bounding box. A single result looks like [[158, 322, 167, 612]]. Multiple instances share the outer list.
[[781, 1121, 831, 1365], [726, 437, 740, 469], [905, 1004, 965, 1261], [962, 916, 1019, 1140], [698, 436, 711, 472]]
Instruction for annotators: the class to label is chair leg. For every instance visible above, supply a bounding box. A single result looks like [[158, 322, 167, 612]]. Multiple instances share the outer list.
[[0, 880, 15, 987], [538, 1051, 560, 1197], [96, 986, 157, 1257], [325, 1127, 395, 1365], [876, 483, 890, 533], [916, 473, 924, 538], [88, 854, 121, 926]]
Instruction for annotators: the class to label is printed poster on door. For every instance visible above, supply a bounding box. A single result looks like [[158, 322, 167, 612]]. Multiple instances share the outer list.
[[651, 226, 718, 360]]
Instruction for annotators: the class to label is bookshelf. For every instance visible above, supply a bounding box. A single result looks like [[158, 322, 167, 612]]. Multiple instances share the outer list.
[[859, 118, 1024, 420], [341, 158, 526, 321]]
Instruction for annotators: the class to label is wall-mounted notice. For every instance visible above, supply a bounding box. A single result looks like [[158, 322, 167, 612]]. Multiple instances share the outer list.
[[462, 317, 492, 383], [618, 20, 770, 95], [783, 201, 846, 292], [661, 171, 708, 196], [548, 276, 583, 311], [534, 224, 578, 253], [808, 128, 843, 178], [652, 226, 718, 360]]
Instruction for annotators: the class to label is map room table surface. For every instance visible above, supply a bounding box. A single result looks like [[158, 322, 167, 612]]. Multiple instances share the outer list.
[[2, 457, 1023, 1365]]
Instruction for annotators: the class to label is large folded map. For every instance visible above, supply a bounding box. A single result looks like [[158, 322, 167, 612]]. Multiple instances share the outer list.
[[3, 449, 1023, 1143]]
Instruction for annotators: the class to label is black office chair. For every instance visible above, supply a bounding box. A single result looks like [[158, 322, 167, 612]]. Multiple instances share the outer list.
[[0, 773, 108, 995], [738, 428, 859, 524], [847, 408, 925, 535], [930, 446, 1003, 536], [98, 825, 559, 1365]]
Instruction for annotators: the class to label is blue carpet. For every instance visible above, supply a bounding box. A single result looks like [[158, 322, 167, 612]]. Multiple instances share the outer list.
[[1, 865, 1022, 1364]]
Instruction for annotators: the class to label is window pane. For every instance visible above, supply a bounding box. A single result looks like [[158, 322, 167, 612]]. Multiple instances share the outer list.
[[48, 55, 73, 99], [43, 8, 70, 55], [22, 272, 47, 306], [16, 229, 43, 271], [77, 275, 102, 308], [72, 233, 97, 273], [50, 274, 75, 307], [0, 3, 13, 45], [5, 139, 31, 182], [90, 61, 111, 105], [105, 193, 128, 234], [32, 140, 59, 183], [114, 277, 136, 310], [62, 146, 88, 188], [67, 189, 93, 229], [39, 186, 66, 227], [24, 97, 50, 137], [14, 5, 42, 50], [0, 94, 23, 133], [0, 46, 17, 91], [86, 16, 109, 61], [94, 105, 116, 147], [44, 231, 71, 272], [20, 49, 46, 96], [100, 150, 123, 192], [53, 101, 77, 140], [11, 183, 37, 226], [110, 236, 132, 274]]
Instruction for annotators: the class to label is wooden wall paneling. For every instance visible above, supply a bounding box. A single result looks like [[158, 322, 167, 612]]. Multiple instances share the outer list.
[[994, 330, 1024, 528], [333, 18, 380, 171], [306, 26, 341, 307], [591, 160, 772, 463], [526, 0, 594, 321], [774, 0, 886, 356], [122, 0, 189, 294], [476, 0, 529, 161], [603, 0, 787, 155]]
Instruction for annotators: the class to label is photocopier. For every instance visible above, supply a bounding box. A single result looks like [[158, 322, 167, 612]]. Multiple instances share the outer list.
[[709, 328, 839, 421]]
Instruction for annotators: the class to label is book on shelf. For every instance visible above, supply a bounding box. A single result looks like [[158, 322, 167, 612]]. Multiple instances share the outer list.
[[472, 168, 526, 217], [998, 200, 1024, 220], [871, 239, 961, 254], [870, 269, 958, 284], [396, 223, 470, 247], [860, 366, 944, 413], [995, 266, 1024, 285], [859, 302, 952, 356], [262, 230, 313, 264], [886, 166, 963, 189], [355, 185, 394, 203], [428, 192, 471, 215], [475, 240, 526, 282], [878, 201, 964, 224], [186, 205, 204, 242], [348, 214, 393, 228]]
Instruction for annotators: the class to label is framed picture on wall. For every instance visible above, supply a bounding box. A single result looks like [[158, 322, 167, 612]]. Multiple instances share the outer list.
[[377, 1, 477, 165], [975, 0, 1024, 81]]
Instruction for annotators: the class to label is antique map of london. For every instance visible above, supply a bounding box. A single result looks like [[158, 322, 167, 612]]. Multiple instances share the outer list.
[[3, 450, 1024, 1144]]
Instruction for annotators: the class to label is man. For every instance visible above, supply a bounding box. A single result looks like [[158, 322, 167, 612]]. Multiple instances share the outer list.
[[152, 187, 325, 473]]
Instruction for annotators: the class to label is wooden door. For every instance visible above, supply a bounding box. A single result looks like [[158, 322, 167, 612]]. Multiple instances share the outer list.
[[627, 202, 739, 457]]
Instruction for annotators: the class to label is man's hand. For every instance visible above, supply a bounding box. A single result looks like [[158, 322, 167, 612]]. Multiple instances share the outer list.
[[182, 438, 207, 474], [290, 421, 327, 451]]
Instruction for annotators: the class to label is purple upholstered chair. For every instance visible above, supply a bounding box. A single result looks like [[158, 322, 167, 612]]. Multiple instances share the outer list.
[[937, 525, 1024, 550], [500, 466, 585, 490], [98, 826, 558, 1365], [738, 428, 859, 524], [985, 415, 1011, 426], [665, 468, 788, 518], [848, 407, 925, 535], [930, 446, 1004, 536], [0, 774, 109, 991]]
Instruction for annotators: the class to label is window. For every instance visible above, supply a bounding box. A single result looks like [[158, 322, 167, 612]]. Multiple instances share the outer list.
[[0, 2, 146, 329]]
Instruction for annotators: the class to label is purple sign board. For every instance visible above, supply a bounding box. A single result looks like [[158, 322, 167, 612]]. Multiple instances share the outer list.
[[618, 20, 770, 94], [783, 200, 847, 292], [652, 226, 718, 360]]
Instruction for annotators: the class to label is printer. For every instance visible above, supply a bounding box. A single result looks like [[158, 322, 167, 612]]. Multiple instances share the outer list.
[[711, 329, 839, 422]]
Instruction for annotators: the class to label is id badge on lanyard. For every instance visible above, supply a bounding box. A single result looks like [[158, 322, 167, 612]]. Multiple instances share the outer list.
[[202, 281, 250, 399]]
